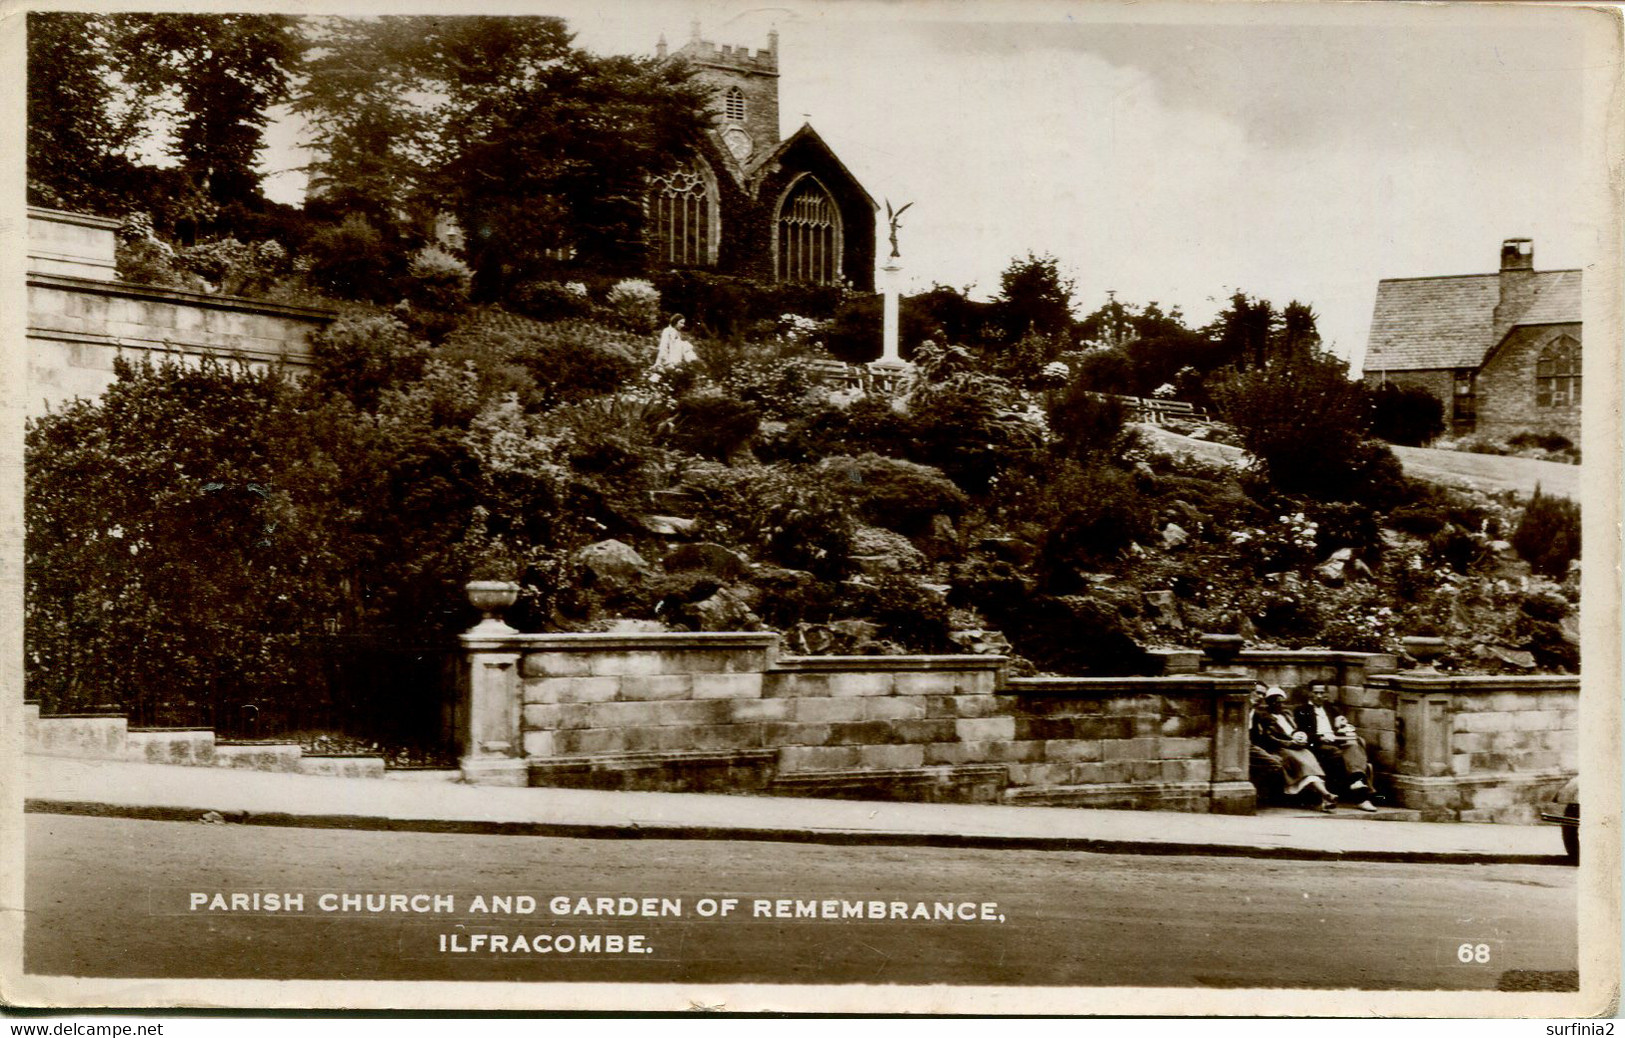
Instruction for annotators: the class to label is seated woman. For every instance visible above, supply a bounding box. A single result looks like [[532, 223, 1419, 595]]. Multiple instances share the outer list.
[[654, 314, 699, 370], [1250, 688, 1338, 812]]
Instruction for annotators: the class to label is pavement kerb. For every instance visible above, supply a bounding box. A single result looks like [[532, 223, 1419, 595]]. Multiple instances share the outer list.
[[24, 797, 1571, 868]]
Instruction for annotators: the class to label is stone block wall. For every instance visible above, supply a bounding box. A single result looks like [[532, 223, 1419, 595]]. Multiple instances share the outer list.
[[126, 728, 217, 766], [465, 631, 1255, 813], [26, 275, 334, 417], [1474, 323, 1582, 443], [1377, 674, 1579, 822], [27, 207, 120, 279], [24, 706, 128, 759], [26, 707, 381, 779]]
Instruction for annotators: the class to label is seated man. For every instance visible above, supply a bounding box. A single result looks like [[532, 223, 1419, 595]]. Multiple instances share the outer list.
[[1293, 686, 1376, 812]]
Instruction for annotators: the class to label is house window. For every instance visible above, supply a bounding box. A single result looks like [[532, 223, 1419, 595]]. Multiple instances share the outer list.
[[1453, 368, 1476, 423], [776, 177, 840, 285], [1536, 336, 1580, 407], [724, 87, 745, 123], [647, 165, 712, 267]]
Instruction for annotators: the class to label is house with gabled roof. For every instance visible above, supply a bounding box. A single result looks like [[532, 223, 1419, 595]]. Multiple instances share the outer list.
[[1362, 239, 1580, 442], [645, 28, 878, 290]]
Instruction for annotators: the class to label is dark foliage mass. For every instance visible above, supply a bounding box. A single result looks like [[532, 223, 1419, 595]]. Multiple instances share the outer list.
[[1512, 488, 1581, 579], [1210, 350, 1373, 499], [1370, 382, 1446, 446]]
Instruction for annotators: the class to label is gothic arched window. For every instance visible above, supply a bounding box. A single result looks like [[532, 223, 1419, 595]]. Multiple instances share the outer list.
[[776, 177, 841, 285], [1536, 335, 1580, 407], [724, 86, 746, 123], [647, 164, 715, 268]]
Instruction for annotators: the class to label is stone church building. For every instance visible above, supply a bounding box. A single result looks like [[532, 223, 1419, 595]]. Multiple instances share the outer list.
[[646, 28, 878, 291], [1362, 239, 1581, 443]]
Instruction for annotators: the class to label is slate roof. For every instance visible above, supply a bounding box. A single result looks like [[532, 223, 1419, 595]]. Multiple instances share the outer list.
[[750, 123, 880, 212], [1363, 268, 1582, 373], [1514, 269, 1582, 327]]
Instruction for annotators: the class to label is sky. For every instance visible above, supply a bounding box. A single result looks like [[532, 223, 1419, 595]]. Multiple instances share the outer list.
[[258, 0, 1602, 366]]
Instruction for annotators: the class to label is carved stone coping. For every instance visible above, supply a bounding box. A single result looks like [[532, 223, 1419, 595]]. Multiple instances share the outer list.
[[1368, 674, 1581, 693], [28, 272, 338, 322], [127, 726, 215, 733], [773, 654, 1006, 673], [1006, 676, 1254, 697], [29, 205, 123, 230], [461, 631, 781, 653], [1238, 649, 1400, 672], [215, 740, 303, 748]]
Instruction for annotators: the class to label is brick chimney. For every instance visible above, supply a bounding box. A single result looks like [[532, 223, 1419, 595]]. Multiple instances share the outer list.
[[1501, 237, 1534, 272], [1492, 237, 1537, 343]]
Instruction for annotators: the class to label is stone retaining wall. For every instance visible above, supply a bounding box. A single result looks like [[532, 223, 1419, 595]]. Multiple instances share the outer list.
[[464, 631, 1256, 813], [25, 706, 387, 778], [27, 275, 335, 416], [1378, 673, 1578, 822]]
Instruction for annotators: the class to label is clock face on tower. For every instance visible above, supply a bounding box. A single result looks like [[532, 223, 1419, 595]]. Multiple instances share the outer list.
[[723, 126, 754, 163]]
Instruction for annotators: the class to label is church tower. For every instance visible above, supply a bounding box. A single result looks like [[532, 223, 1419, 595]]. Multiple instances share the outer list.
[[665, 24, 780, 172]]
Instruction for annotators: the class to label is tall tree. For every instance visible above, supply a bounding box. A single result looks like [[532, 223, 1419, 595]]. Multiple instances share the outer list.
[[994, 252, 1077, 343], [27, 13, 123, 212], [113, 14, 303, 212], [1209, 291, 1277, 370], [296, 16, 711, 294]]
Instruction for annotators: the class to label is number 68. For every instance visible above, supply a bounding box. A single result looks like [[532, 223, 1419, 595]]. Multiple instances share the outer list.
[[1457, 943, 1491, 963]]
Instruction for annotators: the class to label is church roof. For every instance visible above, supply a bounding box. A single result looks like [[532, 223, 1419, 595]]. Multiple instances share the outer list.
[[751, 123, 879, 212], [1363, 268, 1581, 373], [1515, 268, 1582, 326]]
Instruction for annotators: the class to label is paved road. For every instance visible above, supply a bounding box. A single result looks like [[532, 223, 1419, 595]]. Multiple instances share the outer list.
[[1133, 425, 1578, 500], [25, 814, 1576, 990]]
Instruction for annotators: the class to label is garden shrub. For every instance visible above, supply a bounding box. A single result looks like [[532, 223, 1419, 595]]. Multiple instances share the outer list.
[[1427, 523, 1483, 574], [175, 237, 290, 297], [1046, 381, 1129, 460], [1210, 350, 1371, 498], [655, 271, 845, 343], [819, 454, 967, 536], [1345, 440, 1419, 510], [718, 358, 822, 422], [305, 214, 399, 302], [744, 567, 840, 630], [999, 595, 1144, 676], [1388, 503, 1447, 537], [444, 318, 642, 410], [1512, 488, 1581, 578], [763, 397, 916, 466], [683, 464, 855, 580], [905, 385, 1044, 495], [1508, 431, 1573, 453], [836, 577, 954, 654], [308, 313, 430, 412], [670, 392, 761, 461], [1302, 500, 1383, 559], [604, 278, 661, 333], [1370, 382, 1445, 446], [402, 246, 472, 314], [23, 356, 499, 730], [513, 279, 592, 322], [1033, 464, 1153, 590]]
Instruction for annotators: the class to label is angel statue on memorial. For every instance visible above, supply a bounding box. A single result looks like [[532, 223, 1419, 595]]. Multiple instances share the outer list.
[[885, 199, 913, 260]]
